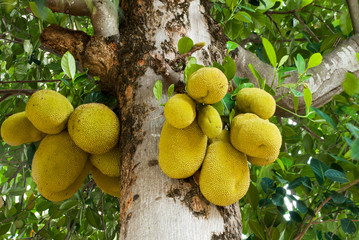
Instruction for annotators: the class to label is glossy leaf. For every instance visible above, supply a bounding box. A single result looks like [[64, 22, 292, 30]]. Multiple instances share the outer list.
[[324, 169, 349, 183], [168, 84, 175, 98], [262, 37, 277, 68], [178, 37, 194, 54], [85, 207, 102, 230], [341, 218, 356, 234], [311, 106, 338, 130], [342, 72, 359, 96], [306, 53, 322, 70], [153, 80, 162, 104], [249, 220, 266, 240], [310, 158, 329, 185], [303, 87, 312, 114], [226, 41, 238, 54], [222, 55, 236, 80], [61, 51, 76, 80]]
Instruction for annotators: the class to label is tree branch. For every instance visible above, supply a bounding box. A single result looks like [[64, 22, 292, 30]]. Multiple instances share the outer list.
[[0, 89, 36, 96], [293, 12, 320, 42], [346, 0, 359, 34], [45, 0, 119, 38]]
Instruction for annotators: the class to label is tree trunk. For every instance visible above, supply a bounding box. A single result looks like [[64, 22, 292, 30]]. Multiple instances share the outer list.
[[116, 1, 242, 239]]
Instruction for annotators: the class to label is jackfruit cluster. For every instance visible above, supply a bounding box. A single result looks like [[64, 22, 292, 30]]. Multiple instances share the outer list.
[[158, 67, 282, 207], [0, 89, 121, 202]]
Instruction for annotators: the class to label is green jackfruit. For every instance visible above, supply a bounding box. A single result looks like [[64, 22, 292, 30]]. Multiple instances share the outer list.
[[1, 111, 45, 146], [187, 67, 228, 104], [38, 160, 91, 202], [32, 131, 89, 193], [25, 89, 73, 134], [68, 103, 120, 154], [90, 147, 120, 177], [197, 105, 222, 138], [159, 120, 207, 179], [236, 88, 276, 119], [91, 165, 121, 198], [199, 141, 250, 206], [230, 117, 282, 161], [164, 94, 196, 129]]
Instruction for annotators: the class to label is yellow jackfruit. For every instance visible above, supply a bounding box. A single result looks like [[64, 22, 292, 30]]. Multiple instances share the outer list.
[[1, 111, 45, 146], [199, 141, 250, 206], [187, 67, 228, 104], [68, 103, 120, 154], [247, 154, 278, 166], [197, 105, 222, 138], [25, 89, 73, 134], [32, 131, 89, 193], [209, 129, 230, 144], [159, 120, 207, 179], [230, 117, 282, 160], [90, 147, 120, 177], [164, 94, 196, 129], [236, 88, 276, 119], [91, 165, 121, 198], [37, 160, 91, 202]]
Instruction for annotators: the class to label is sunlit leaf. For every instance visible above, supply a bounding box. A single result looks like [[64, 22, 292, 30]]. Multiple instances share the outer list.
[[262, 37, 277, 68], [178, 37, 194, 54], [61, 51, 76, 80]]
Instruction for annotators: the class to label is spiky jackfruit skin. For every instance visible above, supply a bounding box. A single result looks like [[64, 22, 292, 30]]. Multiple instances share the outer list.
[[68, 103, 120, 154], [90, 147, 120, 177], [199, 141, 250, 206], [25, 90, 73, 134], [164, 94, 196, 129], [187, 67, 228, 104], [32, 131, 89, 193], [159, 120, 207, 179], [198, 105, 222, 138], [209, 129, 230, 144], [38, 160, 91, 202], [91, 165, 121, 198], [247, 154, 278, 166], [236, 88, 276, 119], [1, 112, 45, 146], [230, 117, 282, 159]]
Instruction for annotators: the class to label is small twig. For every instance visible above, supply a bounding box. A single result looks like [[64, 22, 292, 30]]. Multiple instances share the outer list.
[[291, 119, 324, 142], [168, 44, 205, 68], [0, 79, 67, 84], [0, 89, 36, 96], [303, 11, 335, 34], [293, 12, 320, 42], [34, 216, 53, 237], [265, 13, 287, 41], [0, 162, 26, 194], [312, 219, 359, 224], [67, 209, 81, 239], [313, 4, 343, 13], [346, 0, 359, 34]]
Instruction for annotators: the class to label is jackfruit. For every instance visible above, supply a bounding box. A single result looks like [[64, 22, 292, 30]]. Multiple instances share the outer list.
[[197, 105, 222, 138], [187, 67, 228, 104], [1, 111, 45, 146], [164, 94, 196, 129], [247, 155, 278, 166], [199, 141, 250, 206], [68, 103, 120, 154], [37, 160, 91, 202], [90, 147, 120, 177], [230, 117, 282, 160], [236, 88, 276, 119], [91, 165, 121, 198], [25, 89, 73, 134], [209, 129, 230, 144], [32, 131, 89, 193], [159, 120, 207, 179]]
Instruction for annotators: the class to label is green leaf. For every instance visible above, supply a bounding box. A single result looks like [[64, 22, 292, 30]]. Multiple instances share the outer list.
[[29, 2, 57, 24], [296, 200, 308, 214], [306, 53, 322, 70], [272, 193, 284, 206], [295, 54, 306, 75], [61, 51, 76, 79], [278, 55, 289, 68], [290, 88, 303, 97], [178, 37, 194, 54], [261, 177, 275, 194], [85, 207, 102, 230], [293, 96, 299, 114], [311, 106, 338, 130], [168, 84, 174, 98], [331, 192, 346, 204], [246, 183, 260, 210], [324, 169, 348, 183], [248, 64, 265, 88], [342, 72, 359, 96], [320, 33, 342, 52], [184, 63, 204, 84], [222, 55, 236, 80], [212, 101, 224, 115], [226, 41, 238, 54], [229, 109, 236, 124], [289, 211, 302, 223], [341, 218, 356, 234], [310, 158, 329, 185], [356, 53, 359, 62], [288, 177, 305, 189], [9, 187, 26, 196], [249, 220, 266, 240], [23, 40, 33, 55], [262, 37, 277, 68], [351, 138, 359, 160], [153, 80, 163, 104], [223, 19, 242, 40], [59, 200, 79, 211], [303, 87, 312, 114], [0, 223, 11, 236], [340, 11, 353, 36], [346, 123, 359, 138], [300, 0, 313, 7], [234, 11, 253, 23], [226, 0, 238, 9]]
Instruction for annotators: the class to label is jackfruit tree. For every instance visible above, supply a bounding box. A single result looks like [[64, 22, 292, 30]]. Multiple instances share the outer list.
[[1, 0, 359, 240]]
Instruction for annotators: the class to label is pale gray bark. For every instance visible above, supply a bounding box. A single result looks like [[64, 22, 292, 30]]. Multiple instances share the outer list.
[[347, 0, 359, 34]]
